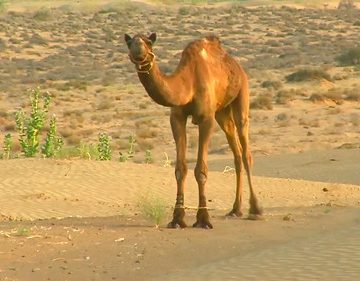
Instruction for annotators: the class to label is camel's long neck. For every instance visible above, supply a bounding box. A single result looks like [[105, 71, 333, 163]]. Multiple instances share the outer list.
[[137, 60, 192, 107]]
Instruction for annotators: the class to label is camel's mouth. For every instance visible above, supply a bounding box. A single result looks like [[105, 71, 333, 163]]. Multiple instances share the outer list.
[[128, 51, 156, 73], [129, 51, 150, 64], [131, 53, 147, 62]]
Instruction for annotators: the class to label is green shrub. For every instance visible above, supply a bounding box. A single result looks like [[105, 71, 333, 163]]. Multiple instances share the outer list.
[[42, 115, 63, 158], [336, 47, 360, 66], [98, 133, 112, 160], [139, 194, 168, 228], [145, 150, 153, 164], [286, 69, 332, 82], [119, 135, 136, 162], [15, 89, 51, 157], [2, 133, 12, 160]]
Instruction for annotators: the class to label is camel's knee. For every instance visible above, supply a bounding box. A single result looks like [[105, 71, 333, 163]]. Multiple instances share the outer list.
[[194, 164, 208, 185], [234, 155, 242, 171], [239, 116, 249, 128], [242, 150, 253, 169], [175, 162, 188, 182]]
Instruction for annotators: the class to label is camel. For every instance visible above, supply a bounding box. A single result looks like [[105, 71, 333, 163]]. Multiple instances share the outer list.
[[124, 33, 263, 228]]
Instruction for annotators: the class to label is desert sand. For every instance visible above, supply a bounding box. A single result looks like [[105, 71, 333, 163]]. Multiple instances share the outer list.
[[0, 0, 360, 280]]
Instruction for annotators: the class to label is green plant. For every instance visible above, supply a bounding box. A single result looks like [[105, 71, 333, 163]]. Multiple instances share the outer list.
[[78, 143, 98, 160], [2, 133, 12, 160], [42, 115, 63, 158], [15, 88, 51, 157], [139, 194, 168, 228], [145, 150, 153, 164], [16, 227, 30, 237], [98, 133, 111, 160], [336, 47, 360, 66], [119, 134, 136, 162]]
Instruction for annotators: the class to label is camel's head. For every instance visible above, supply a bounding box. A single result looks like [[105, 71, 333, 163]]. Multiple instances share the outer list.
[[124, 33, 156, 72]]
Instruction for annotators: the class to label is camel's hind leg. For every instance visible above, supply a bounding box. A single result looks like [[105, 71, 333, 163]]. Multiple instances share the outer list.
[[232, 87, 263, 218], [215, 107, 244, 217]]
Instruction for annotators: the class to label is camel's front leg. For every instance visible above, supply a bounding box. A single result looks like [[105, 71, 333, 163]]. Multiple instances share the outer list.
[[193, 118, 214, 229], [168, 110, 188, 228]]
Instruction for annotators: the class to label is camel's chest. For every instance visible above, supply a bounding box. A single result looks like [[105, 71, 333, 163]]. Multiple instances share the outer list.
[[182, 98, 215, 125]]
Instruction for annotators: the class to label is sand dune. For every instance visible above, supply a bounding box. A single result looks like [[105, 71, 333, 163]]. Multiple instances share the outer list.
[[1, 158, 359, 222]]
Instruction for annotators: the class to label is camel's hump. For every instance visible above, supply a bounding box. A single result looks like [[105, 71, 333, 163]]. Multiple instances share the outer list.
[[185, 35, 222, 51], [204, 35, 221, 45]]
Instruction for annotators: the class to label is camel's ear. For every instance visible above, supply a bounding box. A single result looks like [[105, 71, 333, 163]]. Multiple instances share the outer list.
[[124, 34, 132, 46], [148, 33, 157, 45]]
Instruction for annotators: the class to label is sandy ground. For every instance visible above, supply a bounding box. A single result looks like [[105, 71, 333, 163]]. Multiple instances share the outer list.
[[0, 149, 360, 281], [0, 1, 360, 280]]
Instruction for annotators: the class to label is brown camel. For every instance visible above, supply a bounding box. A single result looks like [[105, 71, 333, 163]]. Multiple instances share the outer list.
[[124, 33, 262, 228]]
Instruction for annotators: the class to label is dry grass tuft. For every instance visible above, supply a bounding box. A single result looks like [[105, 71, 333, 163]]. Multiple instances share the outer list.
[[250, 95, 273, 110], [286, 69, 332, 82]]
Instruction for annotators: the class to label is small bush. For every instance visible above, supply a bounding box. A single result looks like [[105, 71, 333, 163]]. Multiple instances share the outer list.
[[138, 194, 167, 228], [119, 135, 136, 162], [98, 133, 112, 161], [345, 91, 360, 101], [42, 115, 63, 158], [275, 90, 295, 105], [29, 34, 48, 46], [309, 91, 344, 105], [178, 7, 190, 15], [78, 143, 99, 160], [261, 80, 283, 90], [15, 89, 51, 157], [2, 133, 12, 160], [336, 47, 360, 66], [286, 69, 332, 82], [250, 95, 273, 110], [33, 8, 52, 21]]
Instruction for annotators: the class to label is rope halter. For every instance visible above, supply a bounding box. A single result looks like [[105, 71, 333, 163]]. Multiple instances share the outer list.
[[129, 51, 155, 74]]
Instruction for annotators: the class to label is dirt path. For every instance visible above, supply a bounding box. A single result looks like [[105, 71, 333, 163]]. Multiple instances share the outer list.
[[161, 208, 360, 281], [1, 207, 358, 281]]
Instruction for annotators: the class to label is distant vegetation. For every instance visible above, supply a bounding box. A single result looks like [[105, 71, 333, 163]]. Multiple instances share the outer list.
[[0, 0, 6, 12], [285, 69, 332, 82], [1, 88, 159, 164], [336, 47, 360, 66]]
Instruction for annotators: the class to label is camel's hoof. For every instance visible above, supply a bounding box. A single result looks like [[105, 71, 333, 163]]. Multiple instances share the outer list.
[[193, 220, 213, 229], [249, 205, 263, 216], [167, 220, 187, 229], [247, 213, 265, 221], [168, 207, 187, 228], [193, 208, 213, 229], [226, 209, 243, 218]]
